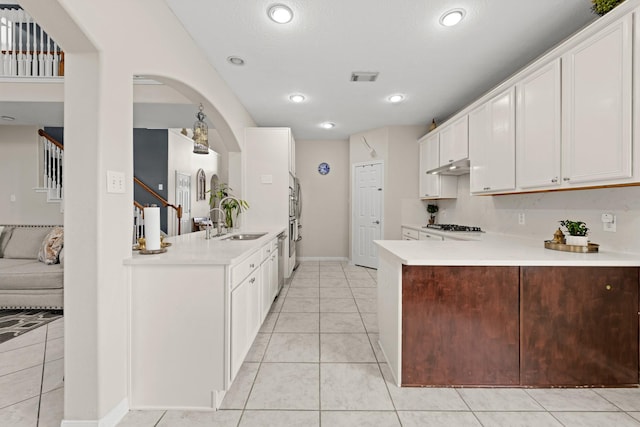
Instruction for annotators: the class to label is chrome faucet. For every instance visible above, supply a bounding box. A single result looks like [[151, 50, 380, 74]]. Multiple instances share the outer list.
[[209, 207, 227, 237]]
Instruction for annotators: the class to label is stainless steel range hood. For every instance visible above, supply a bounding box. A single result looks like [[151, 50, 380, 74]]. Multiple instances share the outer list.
[[426, 159, 470, 176]]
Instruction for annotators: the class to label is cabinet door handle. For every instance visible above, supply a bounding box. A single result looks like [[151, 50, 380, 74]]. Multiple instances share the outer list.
[[250, 277, 256, 284], [605, 284, 612, 290], [563, 177, 570, 181], [250, 263, 255, 268], [483, 187, 491, 191], [449, 159, 454, 163], [551, 177, 558, 183]]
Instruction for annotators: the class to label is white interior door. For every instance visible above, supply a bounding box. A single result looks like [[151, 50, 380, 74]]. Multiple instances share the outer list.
[[353, 162, 383, 268], [175, 171, 191, 235]]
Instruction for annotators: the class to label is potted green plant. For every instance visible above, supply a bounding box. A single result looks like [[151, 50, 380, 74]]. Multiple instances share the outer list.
[[209, 183, 249, 229], [591, 0, 625, 16], [427, 204, 439, 225], [559, 220, 589, 246]]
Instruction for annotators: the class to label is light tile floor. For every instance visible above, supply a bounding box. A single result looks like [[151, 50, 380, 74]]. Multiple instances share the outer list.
[[0, 316, 64, 426], [4, 262, 640, 426]]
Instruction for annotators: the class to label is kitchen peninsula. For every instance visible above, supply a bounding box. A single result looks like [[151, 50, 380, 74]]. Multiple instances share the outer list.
[[125, 227, 285, 410], [375, 233, 640, 388]]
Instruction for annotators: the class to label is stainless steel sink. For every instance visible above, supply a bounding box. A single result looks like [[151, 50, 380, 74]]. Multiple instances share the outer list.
[[221, 233, 267, 241]]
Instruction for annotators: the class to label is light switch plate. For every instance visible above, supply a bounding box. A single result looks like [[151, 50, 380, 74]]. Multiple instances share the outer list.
[[107, 170, 125, 194]]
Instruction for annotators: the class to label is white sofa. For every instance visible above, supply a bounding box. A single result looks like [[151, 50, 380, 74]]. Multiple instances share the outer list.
[[0, 225, 63, 309]]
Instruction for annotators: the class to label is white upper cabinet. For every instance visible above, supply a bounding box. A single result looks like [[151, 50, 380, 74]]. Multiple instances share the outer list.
[[562, 14, 633, 185], [419, 133, 457, 199], [439, 116, 469, 166], [516, 60, 562, 190], [469, 88, 516, 194]]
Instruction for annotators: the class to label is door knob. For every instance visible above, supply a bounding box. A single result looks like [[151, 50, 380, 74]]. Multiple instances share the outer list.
[[373, 220, 380, 224]]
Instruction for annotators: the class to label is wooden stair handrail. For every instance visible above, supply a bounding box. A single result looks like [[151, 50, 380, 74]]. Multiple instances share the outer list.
[[133, 200, 145, 211], [38, 129, 64, 151], [134, 176, 183, 235]]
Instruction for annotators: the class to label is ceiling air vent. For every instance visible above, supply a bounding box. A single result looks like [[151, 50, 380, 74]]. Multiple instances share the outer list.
[[350, 72, 379, 82]]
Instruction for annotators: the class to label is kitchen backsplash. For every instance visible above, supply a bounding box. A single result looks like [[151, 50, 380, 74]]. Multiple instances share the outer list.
[[436, 176, 640, 255]]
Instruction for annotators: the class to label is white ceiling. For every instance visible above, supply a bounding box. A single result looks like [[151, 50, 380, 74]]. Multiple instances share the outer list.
[[165, 0, 596, 140]]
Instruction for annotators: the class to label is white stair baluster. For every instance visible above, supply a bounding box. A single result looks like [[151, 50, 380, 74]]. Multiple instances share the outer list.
[[24, 12, 30, 76], [38, 24, 44, 77], [9, 9, 15, 76], [52, 41, 59, 76], [45, 30, 52, 77]]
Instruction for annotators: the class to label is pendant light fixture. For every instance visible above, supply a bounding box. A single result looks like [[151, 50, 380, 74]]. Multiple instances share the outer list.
[[192, 103, 209, 155]]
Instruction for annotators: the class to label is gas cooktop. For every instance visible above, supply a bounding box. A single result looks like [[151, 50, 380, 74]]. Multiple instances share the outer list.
[[423, 224, 483, 232]]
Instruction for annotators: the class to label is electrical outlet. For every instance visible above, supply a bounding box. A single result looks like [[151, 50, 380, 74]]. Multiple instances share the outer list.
[[158, 183, 163, 191], [602, 213, 616, 232], [518, 213, 525, 225]]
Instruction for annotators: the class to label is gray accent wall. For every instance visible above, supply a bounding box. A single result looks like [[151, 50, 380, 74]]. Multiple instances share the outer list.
[[134, 129, 168, 233]]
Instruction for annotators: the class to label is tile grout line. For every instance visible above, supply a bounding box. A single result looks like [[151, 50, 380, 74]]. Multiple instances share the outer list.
[[35, 322, 50, 427]]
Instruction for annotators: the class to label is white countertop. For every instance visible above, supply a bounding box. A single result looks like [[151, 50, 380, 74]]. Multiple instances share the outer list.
[[381, 226, 640, 266], [124, 227, 286, 266]]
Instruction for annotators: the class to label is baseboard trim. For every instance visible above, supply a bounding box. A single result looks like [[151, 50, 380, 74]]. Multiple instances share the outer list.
[[61, 398, 128, 427], [298, 257, 349, 263]]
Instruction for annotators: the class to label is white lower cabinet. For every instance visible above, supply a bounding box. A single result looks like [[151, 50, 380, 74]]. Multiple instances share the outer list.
[[231, 238, 278, 381], [401, 227, 419, 240], [129, 233, 281, 411], [419, 231, 444, 241], [230, 269, 261, 381]]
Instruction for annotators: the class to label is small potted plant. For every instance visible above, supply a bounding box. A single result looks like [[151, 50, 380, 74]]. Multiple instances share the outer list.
[[591, 0, 625, 16], [559, 220, 589, 246], [208, 183, 249, 229], [427, 204, 439, 225]]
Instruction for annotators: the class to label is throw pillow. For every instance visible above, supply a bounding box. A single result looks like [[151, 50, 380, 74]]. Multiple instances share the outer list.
[[3, 226, 51, 259], [0, 226, 12, 257], [38, 226, 64, 265]]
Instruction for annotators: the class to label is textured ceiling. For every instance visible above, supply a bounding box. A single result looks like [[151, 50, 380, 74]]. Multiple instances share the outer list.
[[165, 0, 595, 140]]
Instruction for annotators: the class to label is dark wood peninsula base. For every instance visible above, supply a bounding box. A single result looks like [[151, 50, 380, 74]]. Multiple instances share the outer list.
[[391, 264, 639, 387]]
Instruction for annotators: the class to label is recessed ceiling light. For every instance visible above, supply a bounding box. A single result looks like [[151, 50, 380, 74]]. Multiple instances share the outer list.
[[320, 122, 335, 129], [268, 4, 293, 24], [387, 94, 405, 103], [227, 56, 245, 66], [1, 115, 15, 121], [289, 94, 306, 103], [440, 9, 465, 27]]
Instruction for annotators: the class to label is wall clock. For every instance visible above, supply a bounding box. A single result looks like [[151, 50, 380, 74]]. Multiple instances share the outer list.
[[318, 162, 330, 175]]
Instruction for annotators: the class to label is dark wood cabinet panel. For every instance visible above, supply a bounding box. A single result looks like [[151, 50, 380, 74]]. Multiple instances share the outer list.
[[521, 266, 639, 386], [402, 266, 520, 386]]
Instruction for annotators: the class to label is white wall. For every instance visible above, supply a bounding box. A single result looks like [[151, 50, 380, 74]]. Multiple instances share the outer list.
[[295, 139, 349, 260], [0, 125, 64, 225], [18, 0, 257, 423], [167, 129, 221, 235], [438, 176, 640, 254]]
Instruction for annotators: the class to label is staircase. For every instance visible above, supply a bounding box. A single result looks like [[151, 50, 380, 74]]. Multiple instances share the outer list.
[[0, 6, 64, 77], [37, 129, 63, 204], [37, 129, 183, 243]]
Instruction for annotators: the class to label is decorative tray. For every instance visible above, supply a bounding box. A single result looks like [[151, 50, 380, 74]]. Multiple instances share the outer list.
[[139, 247, 168, 255], [544, 240, 599, 253], [133, 242, 171, 251]]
